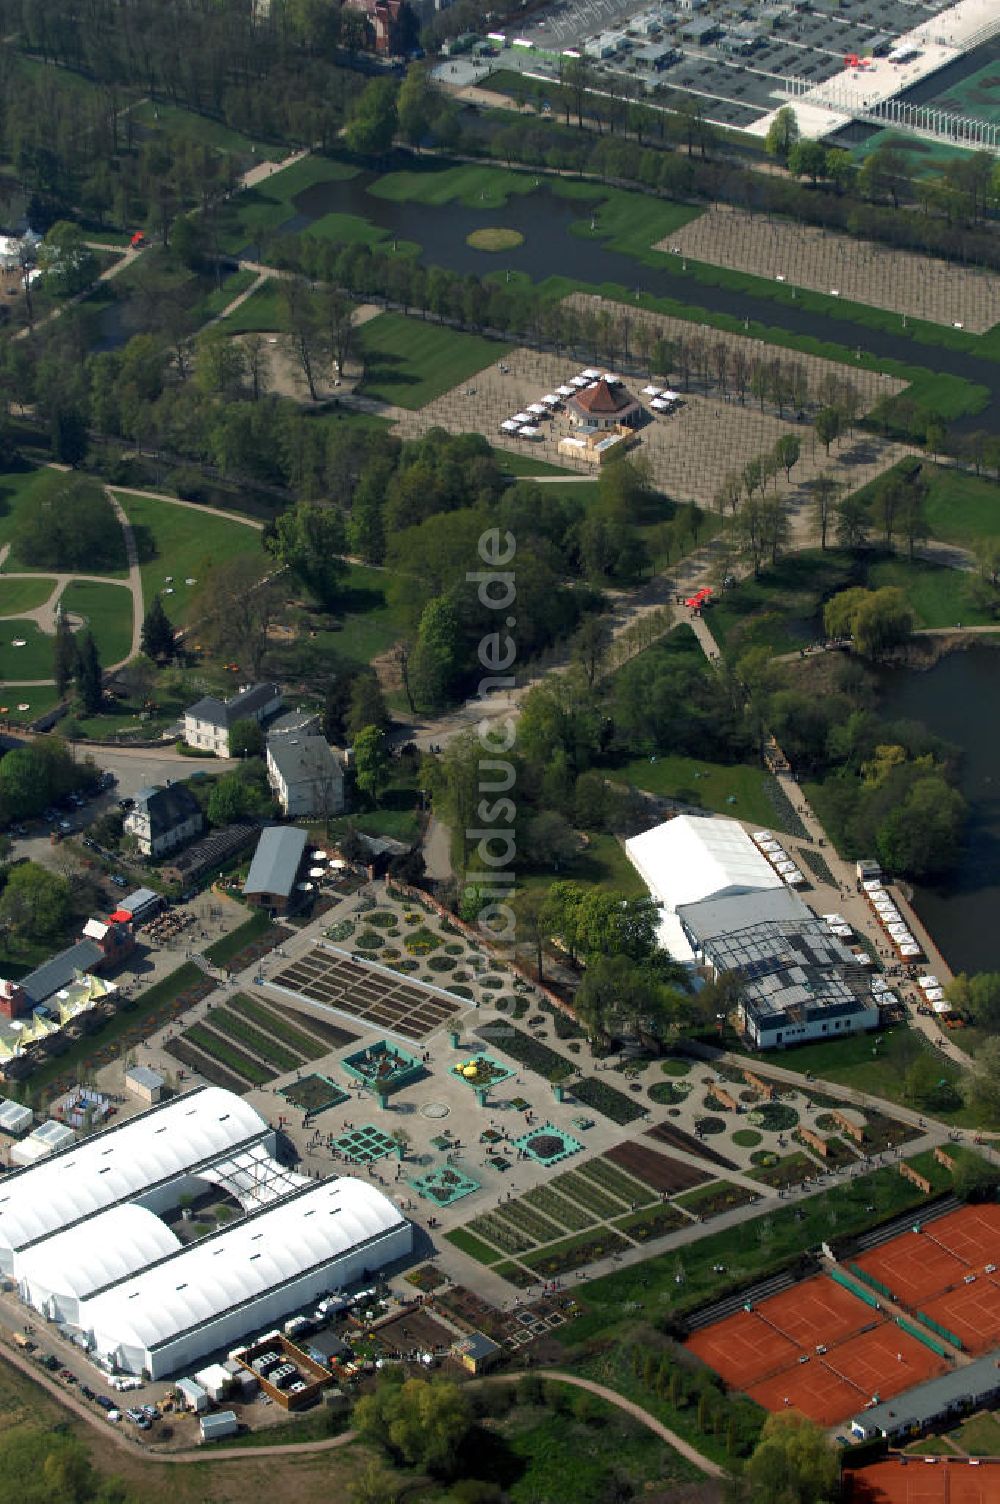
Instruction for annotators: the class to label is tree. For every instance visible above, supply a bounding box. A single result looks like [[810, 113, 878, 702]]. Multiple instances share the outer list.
[[53, 613, 77, 697], [512, 887, 551, 981], [773, 434, 801, 484], [354, 725, 391, 805], [344, 78, 399, 156], [809, 474, 841, 551], [787, 139, 827, 183], [852, 587, 914, 660], [348, 672, 390, 738], [573, 616, 612, 690], [74, 630, 103, 715], [230, 718, 264, 759], [14, 476, 123, 573], [140, 594, 175, 662], [190, 554, 280, 679], [281, 279, 327, 402], [0, 861, 71, 940], [960, 1037, 1000, 1126], [814, 406, 841, 455], [410, 596, 463, 711], [267, 501, 348, 609], [764, 106, 799, 163], [835, 493, 870, 549], [37, 221, 97, 298], [524, 810, 577, 871], [738, 1413, 838, 1504], [397, 65, 435, 146], [207, 772, 258, 826], [355, 1377, 473, 1480], [876, 774, 965, 877]]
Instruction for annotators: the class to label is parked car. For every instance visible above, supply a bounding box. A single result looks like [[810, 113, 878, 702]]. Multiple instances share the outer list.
[[96, 1396, 116, 1411]]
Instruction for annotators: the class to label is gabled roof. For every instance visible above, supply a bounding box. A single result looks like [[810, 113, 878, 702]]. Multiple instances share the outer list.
[[244, 826, 308, 899], [268, 736, 342, 788], [186, 683, 282, 730], [131, 784, 201, 838], [21, 940, 103, 1005]]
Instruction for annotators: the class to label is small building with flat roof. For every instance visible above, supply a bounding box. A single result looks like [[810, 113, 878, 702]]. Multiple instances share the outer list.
[[125, 1065, 164, 1105], [244, 827, 309, 913], [851, 1351, 1000, 1441]]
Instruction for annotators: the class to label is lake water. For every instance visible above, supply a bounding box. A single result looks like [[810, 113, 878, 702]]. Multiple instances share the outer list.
[[878, 644, 1000, 974], [242, 169, 1000, 433]]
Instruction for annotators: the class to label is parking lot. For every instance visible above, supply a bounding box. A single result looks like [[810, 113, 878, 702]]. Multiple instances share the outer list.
[[488, 0, 969, 133]]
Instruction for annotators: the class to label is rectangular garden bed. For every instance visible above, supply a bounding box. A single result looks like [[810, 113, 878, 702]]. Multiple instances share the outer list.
[[207, 1006, 303, 1073], [163, 1036, 251, 1096], [522, 1228, 631, 1278], [572, 1076, 646, 1125], [521, 1184, 596, 1233], [645, 1122, 740, 1172], [226, 993, 331, 1059], [613, 1204, 689, 1242], [551, 1169, 630, 1221], [280, 1073, 350, 1115], [674, 1181, 760, 1219], [747, 1151, 818, 1190], [181, 1022, 273, 1085], [475, 1022, 573, 1082], [605, 1142, 710, 1195]]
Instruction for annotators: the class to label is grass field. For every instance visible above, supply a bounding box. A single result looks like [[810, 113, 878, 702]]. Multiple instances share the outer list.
[[562, 1161, 946, 1344], [866, 554, 997, 627], [501, 1400, 698, 1500], [219, 277, 285, 332], [132, 99, 289, 160], [0, 577, 55, 614], [369, 162, 544, 209], [850, 460, 1000, 549], [302, 561, 407, 669], [220, 154, 361, 253], [615, 753, 787, 829], [116, 491, 262, 623], [952, 1410, 1000, 1456], [58, 579, 134, 667], [203, 910, 273, 967], [498, 449, 574, 477], [519, 830, 646, 898], [306, 210, 420, 258], [358, 313, 512, 409], [0, 619, 56, 681], [727, 1026, 982, 1126]]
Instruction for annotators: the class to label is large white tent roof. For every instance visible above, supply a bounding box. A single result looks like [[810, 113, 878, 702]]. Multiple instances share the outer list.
[[81, 1177, 406, 1355], [17, 1203, 181, 1302], [625, 815, 782, 960], [0, 1087, 267, 1258]]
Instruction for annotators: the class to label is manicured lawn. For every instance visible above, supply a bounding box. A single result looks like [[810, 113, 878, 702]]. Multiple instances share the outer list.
[[866, 554, 997, 627], [953, 1411, 1000, 1456], [0, 619, 56, 681], [514, 477, 601, 510], [219, 277, 285, 332], [307, 211, 420, 258], [220, 154, 361, 253], [58, 580, 134, 667], [519, 831, 646, 899], [0, 576, 55, 614], [727, 1026, 984, 1126], [116, 491, 263, 623], [498, 449, 574, 477], [132, 99, 289, 159], [203, 910, 273, 967], [358, 313, 511, 409], [369, 162, 543, 209], [850, 461, 1000, 549], [0, 686, 60, 724], [556, 179, 702, 259], [444, 1226, 502, 1264], [616, 752, 789, 830], [198, 268, 257, 321], [301, 561, 407, 670]]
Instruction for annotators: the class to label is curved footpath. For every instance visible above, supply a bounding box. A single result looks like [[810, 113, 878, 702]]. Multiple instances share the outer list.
[[0, 1337, 722, 1476]]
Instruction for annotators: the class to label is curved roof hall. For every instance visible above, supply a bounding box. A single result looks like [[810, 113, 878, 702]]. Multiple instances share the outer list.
[[82, 1177, 406, 1354], [17, 1202, 182, 1302], [0, 1086, 268, 1263]]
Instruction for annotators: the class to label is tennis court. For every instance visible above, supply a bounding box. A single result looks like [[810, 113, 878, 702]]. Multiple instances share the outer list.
[[845, 1457, 1000, 1504], [685, 1307, 801, 1388], [921, 1277, 1000, 1356], [853, 1204, 1000, 1313], [747, 1360, 867, 1428], [744, 1324, 946, 1426], [754, 1275, 876, 1350]]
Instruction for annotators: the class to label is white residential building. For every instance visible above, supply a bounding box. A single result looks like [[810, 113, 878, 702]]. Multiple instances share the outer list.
[[183, 683, 283, 757], [124, 784, 203, 858], [266, 736, 345, 820]]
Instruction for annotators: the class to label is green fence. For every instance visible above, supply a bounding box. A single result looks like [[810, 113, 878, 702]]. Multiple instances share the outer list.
[[916, 1310, 964, 1350], [831, 1267, 882, 1310], [895, 1314, 952, 1359], [850, 1263, 897, 1303]]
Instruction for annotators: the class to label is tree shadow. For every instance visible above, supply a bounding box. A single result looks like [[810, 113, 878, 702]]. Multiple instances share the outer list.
[[130, 523, 158, 565]]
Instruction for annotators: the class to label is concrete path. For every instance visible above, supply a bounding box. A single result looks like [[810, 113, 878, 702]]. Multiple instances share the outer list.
[[110, 480, 263, 531], [106, 488, 144, 664], [422, 813, 454, 882], [12, 240, 145, 343], [208, 269, 269, 326], [237, 146, 310, 194]]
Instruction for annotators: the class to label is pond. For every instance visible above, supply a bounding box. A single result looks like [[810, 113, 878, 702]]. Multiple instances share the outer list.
[[878, 643, 1000, 974], [245, 164, 1000, 433]]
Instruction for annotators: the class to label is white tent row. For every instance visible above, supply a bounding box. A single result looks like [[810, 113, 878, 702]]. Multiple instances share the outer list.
[[782, 868, 806, 887], [556, 384, 574, 397], [500, 419, 521, 433], [932, 998, 952, 1015], [527, 402, 548, 416], [512, 411, 531, 423], [924, 986, 946, 1003], [642, 385, 661, 397]]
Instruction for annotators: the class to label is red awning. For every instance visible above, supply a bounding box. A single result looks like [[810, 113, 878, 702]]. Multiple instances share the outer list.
[[109, 909, 133, 924]]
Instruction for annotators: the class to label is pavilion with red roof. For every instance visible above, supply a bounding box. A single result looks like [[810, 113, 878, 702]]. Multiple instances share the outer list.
[[566, 377, 641, 432]]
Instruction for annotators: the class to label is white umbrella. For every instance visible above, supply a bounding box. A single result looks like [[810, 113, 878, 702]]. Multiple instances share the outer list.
[[642, 385, 661, 397], [650, 398, 668, 411], [661, 389, 681, 401], [500, 420, 520, 432], [527, 403, 547, 415], [512, 411, 531, 423], [932, 998, 952, 1014], [556, 385, 574, 397], [520, 425, 540, 438], [570, 376, 589, 387], [918, 975, 940, 991], [581, 368, 601, 380], [541, 394, 559, 405]]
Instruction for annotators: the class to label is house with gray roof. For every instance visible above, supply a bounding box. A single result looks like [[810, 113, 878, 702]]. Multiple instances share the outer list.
[[243, 827, 308, 913], [124, 784, 203, 859], [266, 736, 345, 819], [183, 683, 283, 757]]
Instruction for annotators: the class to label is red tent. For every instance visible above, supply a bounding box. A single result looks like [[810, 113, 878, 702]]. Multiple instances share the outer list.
[[109, 909, 133, 924]]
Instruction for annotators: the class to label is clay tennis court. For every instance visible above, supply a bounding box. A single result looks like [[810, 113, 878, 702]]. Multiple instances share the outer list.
[[921, 1277, 1000, 1356], [686, 1273, 948, 1426], [853, 1204, 1000, 1312], [846, 1457, 1000, 1504]]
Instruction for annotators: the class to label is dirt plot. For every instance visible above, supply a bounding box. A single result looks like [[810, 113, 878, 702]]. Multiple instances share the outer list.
[[661, 205, 1000, 334], [393, 332, 905, 507], [605, 1141, 710, 1194], [373, 1307, 456, 1356], [645, 1122, 739, 1173]]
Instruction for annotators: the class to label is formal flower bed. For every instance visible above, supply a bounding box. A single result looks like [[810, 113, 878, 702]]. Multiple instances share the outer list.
[[405, 926, 441, 955], [573, 1076, 646, 1126]]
